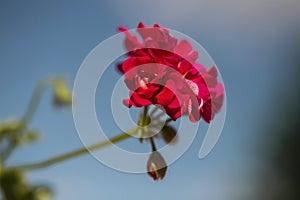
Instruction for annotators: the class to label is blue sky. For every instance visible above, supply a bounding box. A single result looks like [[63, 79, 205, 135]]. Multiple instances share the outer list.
[[1, 0, 299, 199]]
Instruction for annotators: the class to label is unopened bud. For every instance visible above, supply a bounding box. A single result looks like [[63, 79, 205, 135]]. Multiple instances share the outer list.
[[147, 151, 167, 181], [53, 79, 72, 107], [27, 186, 52, 200], [0, 120, 23, 136], [161, 125, 177, 144]]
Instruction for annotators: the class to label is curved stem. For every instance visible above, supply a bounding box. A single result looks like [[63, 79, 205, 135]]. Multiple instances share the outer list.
[[8, 128, 138, 171], [2, 78, 56, 162], [22, 78, 56, 125]]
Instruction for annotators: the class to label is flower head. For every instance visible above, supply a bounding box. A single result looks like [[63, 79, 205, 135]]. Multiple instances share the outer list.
[[118, 23, 224, 123]]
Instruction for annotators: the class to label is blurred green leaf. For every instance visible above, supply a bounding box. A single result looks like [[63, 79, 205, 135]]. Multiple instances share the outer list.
[[0, 170, 29, 200]]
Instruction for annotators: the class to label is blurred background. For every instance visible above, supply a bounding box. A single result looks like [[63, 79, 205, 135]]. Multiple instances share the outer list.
[[0, 0, 299, 199]]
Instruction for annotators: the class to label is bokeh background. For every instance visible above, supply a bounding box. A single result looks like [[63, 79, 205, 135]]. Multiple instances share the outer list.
[[1, 0, 299, 199]]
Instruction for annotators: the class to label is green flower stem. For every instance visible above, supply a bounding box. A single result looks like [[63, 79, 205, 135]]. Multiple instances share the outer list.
[[8, 128, 138, 171], [147, 107, 157, 152], [1, 78, 57, 162], [8, 100, 157, 172], [22, 78, 56, 125], [142, 106, 149, 125], [149, 137, 157, 152]]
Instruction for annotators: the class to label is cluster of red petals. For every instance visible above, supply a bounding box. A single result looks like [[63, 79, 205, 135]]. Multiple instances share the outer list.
[[117, 22, 224, 123]]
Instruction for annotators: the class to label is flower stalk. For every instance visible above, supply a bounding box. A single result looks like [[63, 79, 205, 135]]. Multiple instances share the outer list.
[[22, 78, 56, 125], [8, 128, 138, 171], [6, 96, 160, 172]]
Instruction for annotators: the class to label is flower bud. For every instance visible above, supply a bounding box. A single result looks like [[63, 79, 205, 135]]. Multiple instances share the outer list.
[[0, 120, 23, 137], [13, 130, 40, 146], [53, 79, 72, 107], [27, 186, 52, 200], [161, 125, 177, 144], [147, 151, 167, 180]]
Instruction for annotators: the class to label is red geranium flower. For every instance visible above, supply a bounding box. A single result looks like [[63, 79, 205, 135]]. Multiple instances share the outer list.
[[117, 22, 224, 123]]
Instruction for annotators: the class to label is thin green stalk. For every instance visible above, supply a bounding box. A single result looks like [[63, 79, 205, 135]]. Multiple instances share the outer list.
[[149, 137, 157, 152], [22, 78, 55, 125], [146, 107, 157, 152], [143, 106, 149, 124], [8, 128, 138, 171], [1, 78, 56, 161], [1, 78, 55, 162]]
